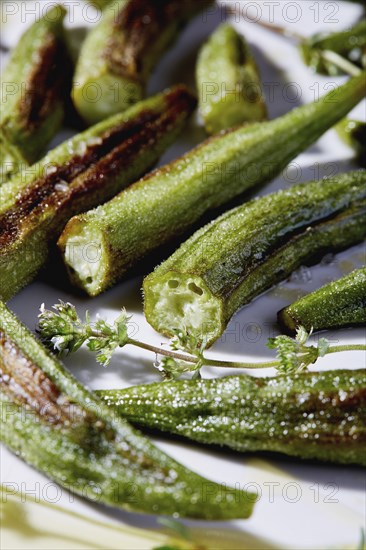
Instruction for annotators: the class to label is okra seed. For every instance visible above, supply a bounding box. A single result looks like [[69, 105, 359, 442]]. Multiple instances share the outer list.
[[188, 282, 203, 296]]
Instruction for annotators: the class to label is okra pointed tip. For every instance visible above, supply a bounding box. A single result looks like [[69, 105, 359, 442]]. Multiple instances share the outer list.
[[278, 267, 366, 334], [0, 300, 253, 520]]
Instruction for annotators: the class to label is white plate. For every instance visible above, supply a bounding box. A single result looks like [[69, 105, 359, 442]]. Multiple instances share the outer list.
[[1, 1, 365, 549]]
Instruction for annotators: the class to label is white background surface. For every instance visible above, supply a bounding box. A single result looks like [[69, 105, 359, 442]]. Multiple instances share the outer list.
[[1, 1, 366, 548]]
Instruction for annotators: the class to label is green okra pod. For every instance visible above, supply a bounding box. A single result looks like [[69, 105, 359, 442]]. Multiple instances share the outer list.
[[99, 369, 366, 467], [0, 141, 27, 187], [144, 171, 366, 346], [196, 24, 267, 134], [73, 0, 212, 123], [337, 119, 366, 167], [0, 301, 254, 519], [278, 268, 366, 335], [300, 20, 366, 75], [0, 5, 72, 183], [0, 85, 196, 301], [58, 74, 366, 297]]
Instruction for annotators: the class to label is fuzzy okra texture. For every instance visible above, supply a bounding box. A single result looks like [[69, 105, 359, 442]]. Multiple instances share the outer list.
[[0, 301, 254, 520], [73, 0, 212, 123], [278, 267, 366, 334], [59, 73, 366, 297], [144, 171, 366, 346], [0, 5, 72, 184], [0, 86, 196, 301], [99, 369, 366, 467], [196, 23, 267, 134]]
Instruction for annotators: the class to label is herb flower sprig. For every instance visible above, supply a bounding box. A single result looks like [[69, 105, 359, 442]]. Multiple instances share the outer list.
[[39, 301, 366, 379]]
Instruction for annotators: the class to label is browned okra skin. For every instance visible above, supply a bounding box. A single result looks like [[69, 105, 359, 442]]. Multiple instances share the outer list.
[[58, 73, 366, 297], [0, 86, 196, 300], [0, 5, 72, 182], [0, 300, 254, 520], [74, 0, 213, 122], [99, 369, 366, 466]]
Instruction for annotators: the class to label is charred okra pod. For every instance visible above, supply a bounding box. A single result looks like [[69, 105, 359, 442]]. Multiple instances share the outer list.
[[73, 0, 212, 123], [0, 86, 196, 300], [99, 369, 366, 466], [59, 74, 366, 297], [0, 301, 253, 519], [278, 268, 366, 335], [337, 119, 366, 167], [0, 5, 72, 183], [300, 20, 366, 75], [144, 171, 366, 346], [196, 24, 267, 134]]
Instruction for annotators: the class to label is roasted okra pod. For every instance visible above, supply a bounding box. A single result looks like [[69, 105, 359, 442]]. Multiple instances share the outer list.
[[0, 301, 253, 519], [58, 74, 366, 297], [100, 369, 366, 466], [278, 267, 366, 334], [0, 141, 27, 187], [300, 20, 366, 75], [73, 0, 212, 123], [0, 85, 196, 300], [196, 24, 267, 134], [144, 171, 366, 346], [0, 5, 72, 183]]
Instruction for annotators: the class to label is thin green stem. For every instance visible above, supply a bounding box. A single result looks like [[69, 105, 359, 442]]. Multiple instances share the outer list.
[[77, 326, 366, 371], [130, 338, 282, 369], [327, 344, 366, 354], [128, 338, 200, 364], [126, 339, 366, 370], [204, 358, 280, 369], [321, 50, 361, 76], [247, 17, 303, 41], [249, 19, 361, 77]]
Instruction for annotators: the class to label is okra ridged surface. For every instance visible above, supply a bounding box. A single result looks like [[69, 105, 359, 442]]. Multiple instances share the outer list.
[[99, 369, 366, 466], [196, 23, 267, 134], [278, 267, 366, 334], [0, 5, 72, 183], [0, 301, 254, 519], [73, 0, 212, 122], [0, 86, 196, 300], [144, 171, 366, 346], [59, 74, 366, 297]]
